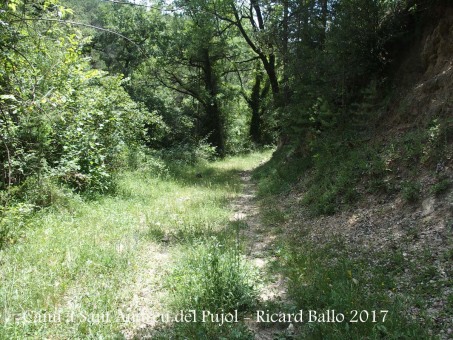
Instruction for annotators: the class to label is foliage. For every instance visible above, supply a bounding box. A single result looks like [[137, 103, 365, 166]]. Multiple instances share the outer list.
[[156, 139, 218, 166], [0, 0, 159, 197], [54, 74, 154, 192], [401, 180, 421, 203], [0, 203, 34, 250], [165, 237, 257, 338], [168, 238, 257, 312], [277, 237, 431, 339], [431, 178, 451, 197], [0, 152, 267, 338], [1, 0, 450, 338], [256, 114, 451, 216]]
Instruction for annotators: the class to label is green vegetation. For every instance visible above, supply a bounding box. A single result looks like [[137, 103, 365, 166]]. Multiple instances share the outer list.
[[1, 0, 452, 338], [275, 238, 432, 339], [254, 180, 451, 339], [252, 120, 452, 338], [2, 0, 449, 216], [255, 120, 452, 215], [0, 2, 157, 196], [401, 180, 421, 203], [431, 178, 451, 197], [163, 238, 258, 338], [0, 152, 270, 339]]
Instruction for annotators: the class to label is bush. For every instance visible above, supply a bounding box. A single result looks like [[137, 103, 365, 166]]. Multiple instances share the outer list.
[[167, 238, 257, 313], [158, 139, 218, 166], [431, 178, 451, 196], [402, 181, 421, 203], [0, 4, 162, 195], [15, 175, 75, 208], [164, 237, 257, 338], [0, 203, 34, 250], [53, 75, 156, 193]]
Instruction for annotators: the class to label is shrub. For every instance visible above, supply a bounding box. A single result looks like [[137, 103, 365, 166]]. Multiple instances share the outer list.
[[0, 203, 34, 250], [0, 4, 162, 195], [158, 139, 218, 166], [167, 238, 257, 313], [402, 181, 421, 203], [164, 237, 257, 338], [14, 175, 75, 208], [431, 178, 451, 196]]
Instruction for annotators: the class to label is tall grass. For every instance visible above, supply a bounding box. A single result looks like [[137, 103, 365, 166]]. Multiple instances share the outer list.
[[276, 238, 431, 339], [0, 151, 271, 339], [160, 237, 258, 338]]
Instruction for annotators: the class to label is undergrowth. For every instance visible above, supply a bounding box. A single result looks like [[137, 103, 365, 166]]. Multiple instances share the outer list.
[[276, 237, 432, 339], [160, 237, 258, 338], [254, 117, 452, 216], [0, 151, 271, 339]]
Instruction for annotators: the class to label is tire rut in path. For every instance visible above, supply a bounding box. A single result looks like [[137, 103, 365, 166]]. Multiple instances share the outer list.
[[231, 171, 287, 339], [120, 216, 171, 340]]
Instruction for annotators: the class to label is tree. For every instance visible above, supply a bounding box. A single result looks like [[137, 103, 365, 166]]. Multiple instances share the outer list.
[[246, 64, 271, 144], [211, 0, 281, 101], [0, 0, 158, 193], [145, 0, 245, 155]]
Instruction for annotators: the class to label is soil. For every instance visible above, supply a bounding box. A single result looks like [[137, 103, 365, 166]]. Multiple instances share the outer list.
[[231, 171, 289, 340], [273, 170, 453, 339]]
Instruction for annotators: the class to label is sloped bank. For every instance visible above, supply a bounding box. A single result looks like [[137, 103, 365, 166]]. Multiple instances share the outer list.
[[252, 4, 452, 339]]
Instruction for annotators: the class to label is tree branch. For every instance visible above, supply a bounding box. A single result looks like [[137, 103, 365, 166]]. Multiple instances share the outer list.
[[251, 0, 265, 30], [10, 18, 149, 57], [159, 69, 206, 106], [100, 0, 177, 12], [234, 56, 261, 64]]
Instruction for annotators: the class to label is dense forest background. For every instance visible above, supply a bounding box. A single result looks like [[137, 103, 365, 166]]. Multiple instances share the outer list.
[[2, 0, 450, 201]]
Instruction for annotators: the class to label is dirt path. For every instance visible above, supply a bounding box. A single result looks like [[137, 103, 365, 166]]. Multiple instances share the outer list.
[[120, 216, 171, 340], [231, 171, 288, 339], [121, 166, 286, 339]]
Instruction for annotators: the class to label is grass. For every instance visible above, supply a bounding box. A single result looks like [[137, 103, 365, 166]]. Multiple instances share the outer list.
[[0, 151, 272, 339], [251, 123, 452, 338], [259, 227, 434, 340], [255, 118, 451, 216], [160, 237, 258, 338], [1, 142, 449, 338], [254, 136, 386, 215]]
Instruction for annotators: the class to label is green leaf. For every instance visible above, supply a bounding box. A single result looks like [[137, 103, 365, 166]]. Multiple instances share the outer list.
[[0, 94, 17, 101], [8, 3, 17, 12]]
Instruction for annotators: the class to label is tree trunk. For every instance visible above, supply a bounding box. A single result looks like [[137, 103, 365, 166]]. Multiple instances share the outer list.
[[282, 0, 290, 105], [320, 0, 328, 46], [249, 71, 263, 144], [201, 48, 225, 155], [262, 54, 280, 98]]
